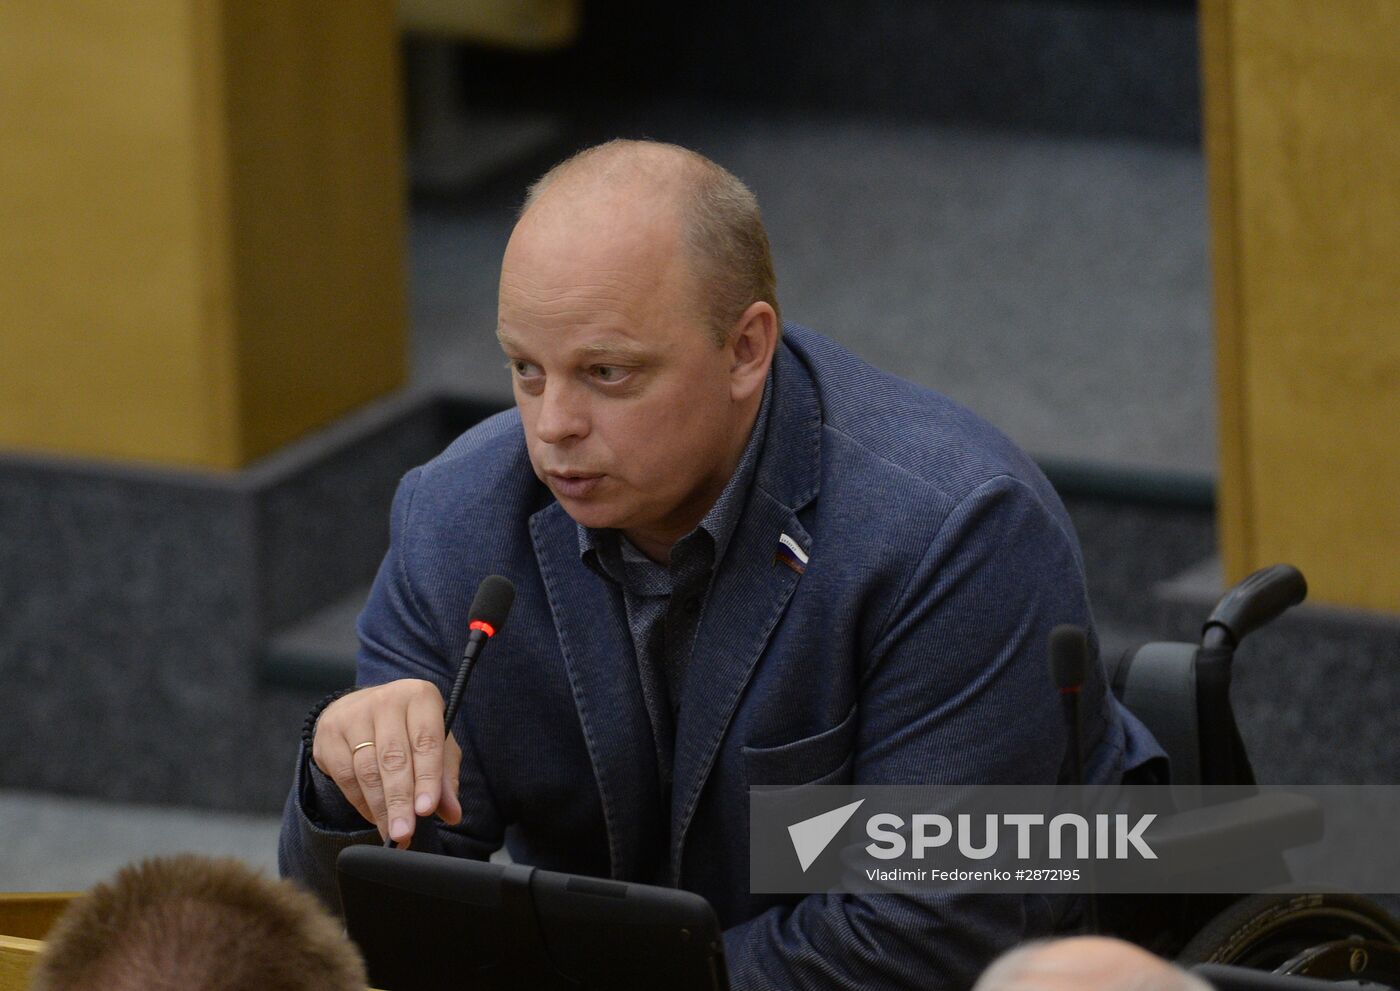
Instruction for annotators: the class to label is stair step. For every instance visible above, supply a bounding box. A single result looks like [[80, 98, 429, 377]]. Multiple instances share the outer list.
[[260, 585, 368, 692]]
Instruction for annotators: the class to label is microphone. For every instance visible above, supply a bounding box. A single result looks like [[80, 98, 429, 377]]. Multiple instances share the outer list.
[[1049, 624, 1088, 786], [1048, 623, 1098, 933], [385, 575, 515, 849], [443, 575, 516, 732]]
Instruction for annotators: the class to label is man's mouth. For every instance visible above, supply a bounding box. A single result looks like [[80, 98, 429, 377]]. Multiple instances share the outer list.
[[544, 471, 604, 499]]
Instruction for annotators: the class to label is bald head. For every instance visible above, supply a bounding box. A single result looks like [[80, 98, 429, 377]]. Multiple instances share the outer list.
[[523, 139, 703, 211], [973, 937, 1211, 991], [518, 139, 780, 344]]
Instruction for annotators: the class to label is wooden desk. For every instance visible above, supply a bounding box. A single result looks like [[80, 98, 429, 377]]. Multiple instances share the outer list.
[[0, 895, 74, 991]]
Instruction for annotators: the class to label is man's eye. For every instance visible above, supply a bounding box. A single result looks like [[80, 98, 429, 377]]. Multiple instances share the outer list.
[[506, 359, 541, 378], [591, 365, 626, 383]]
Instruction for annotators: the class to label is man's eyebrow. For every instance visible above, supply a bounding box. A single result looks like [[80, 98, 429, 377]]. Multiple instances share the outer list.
[[496, 331, 650, 362], [574, 340, 650, 361]]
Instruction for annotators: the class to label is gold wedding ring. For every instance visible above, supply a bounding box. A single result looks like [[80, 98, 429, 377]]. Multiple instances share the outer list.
[[352, 741, 376, 754]]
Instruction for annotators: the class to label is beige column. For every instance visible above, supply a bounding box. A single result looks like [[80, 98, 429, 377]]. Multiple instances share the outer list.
[[1201, 0, 1400, 613], [0, 2, 407, 470]]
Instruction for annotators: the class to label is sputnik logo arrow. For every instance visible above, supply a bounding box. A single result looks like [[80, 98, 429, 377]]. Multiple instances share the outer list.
[[787, 799, 865, 872]]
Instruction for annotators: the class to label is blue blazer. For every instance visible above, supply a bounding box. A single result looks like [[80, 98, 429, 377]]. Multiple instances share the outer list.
[[281, 325, 1159, 989]]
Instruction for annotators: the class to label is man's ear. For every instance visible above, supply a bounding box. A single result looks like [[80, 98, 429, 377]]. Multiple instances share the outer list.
[[728, 301, 779, 402]]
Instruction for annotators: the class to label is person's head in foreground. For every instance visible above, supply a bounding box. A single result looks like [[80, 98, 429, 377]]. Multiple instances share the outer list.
[[30, 854, 366, 991], [973, 936, 1213, 991]]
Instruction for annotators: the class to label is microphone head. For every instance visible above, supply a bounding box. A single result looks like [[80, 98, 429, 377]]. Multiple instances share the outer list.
[[1049, 624, 1089, 691], [469, 575, 516, 634]]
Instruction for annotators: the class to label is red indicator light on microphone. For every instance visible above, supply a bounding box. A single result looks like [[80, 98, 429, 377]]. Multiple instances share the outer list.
[[469, 620, 496, 637]]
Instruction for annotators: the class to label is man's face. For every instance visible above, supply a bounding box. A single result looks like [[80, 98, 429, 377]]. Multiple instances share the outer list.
[[497, 191, 743, 552]]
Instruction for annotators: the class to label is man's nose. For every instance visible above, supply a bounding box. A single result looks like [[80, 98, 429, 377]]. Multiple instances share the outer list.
[[534, 380, 589, 445]]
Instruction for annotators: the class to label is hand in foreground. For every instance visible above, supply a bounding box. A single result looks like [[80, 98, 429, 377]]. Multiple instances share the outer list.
[[312, 680, 463, 846]]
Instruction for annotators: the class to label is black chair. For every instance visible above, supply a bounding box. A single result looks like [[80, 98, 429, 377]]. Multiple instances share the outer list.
[[1095, 565, 1400, 984]]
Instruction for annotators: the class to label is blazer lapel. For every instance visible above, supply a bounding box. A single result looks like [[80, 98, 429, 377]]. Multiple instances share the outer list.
[[530, 502, 666, 882], [668, 340, 822, 877]]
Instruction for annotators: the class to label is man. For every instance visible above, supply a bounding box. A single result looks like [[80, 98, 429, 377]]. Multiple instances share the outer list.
[[31, 855, 366, 991], [280, 139, 1159, 988], [973, 937, 1212, 991]]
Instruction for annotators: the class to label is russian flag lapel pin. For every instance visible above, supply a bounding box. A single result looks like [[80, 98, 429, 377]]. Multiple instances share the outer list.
[[775, 533, 809, 575]]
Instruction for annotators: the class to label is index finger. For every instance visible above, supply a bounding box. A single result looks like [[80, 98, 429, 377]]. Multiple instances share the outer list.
[[405, 690, 447, 820]]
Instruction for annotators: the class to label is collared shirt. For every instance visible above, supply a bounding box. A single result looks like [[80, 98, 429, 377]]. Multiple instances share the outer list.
[[577, 376, 772, 799]]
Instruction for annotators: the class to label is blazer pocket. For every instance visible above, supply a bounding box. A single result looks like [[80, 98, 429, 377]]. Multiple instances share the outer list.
[[742, 705, 858, 788]]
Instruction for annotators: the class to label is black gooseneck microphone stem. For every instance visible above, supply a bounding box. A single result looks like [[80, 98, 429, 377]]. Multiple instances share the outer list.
[[1060, 681, 1099, 934], [1049, 624, 1098, 934], [1060, 686, 1083, 790], [443, 627, 490, 734]]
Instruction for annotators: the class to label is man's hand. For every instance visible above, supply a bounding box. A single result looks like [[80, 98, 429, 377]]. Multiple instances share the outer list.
[[311, 680, 464, 846]]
